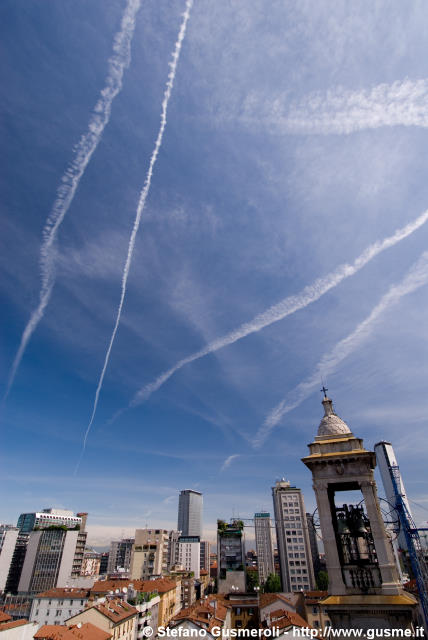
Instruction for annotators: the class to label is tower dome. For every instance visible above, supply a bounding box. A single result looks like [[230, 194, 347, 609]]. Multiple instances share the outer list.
[[317, 395, 352, 437]]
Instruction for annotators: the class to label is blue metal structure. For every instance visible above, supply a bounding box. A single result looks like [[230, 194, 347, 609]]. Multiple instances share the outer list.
[[390, 464, 428, 628]]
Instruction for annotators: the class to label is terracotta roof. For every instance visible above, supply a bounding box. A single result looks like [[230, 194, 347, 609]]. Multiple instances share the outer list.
[[172, 599, 229, 632], [35, 588, 89, 599], [200, 570, 208, 576], [91, 579, 131, 594], [0, 613, 11, 623], [34, 622, 112, 640], [133, 578, 178, 594], [260, 593, 295, 610], [0, 619, 30, 631], [91, 599, 138, 624], [270, 611, 311, 631]]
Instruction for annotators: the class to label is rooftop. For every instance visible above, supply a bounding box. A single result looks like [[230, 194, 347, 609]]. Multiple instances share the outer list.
[[34, 622, 112, 640]]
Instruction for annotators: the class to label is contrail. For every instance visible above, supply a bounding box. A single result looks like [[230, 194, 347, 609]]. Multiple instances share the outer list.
[[130, 209, 428, 407], [3, 0, 141, 402], [75, 0, 194, 472], [255, 250, 428, 448], [241, 78, 428, 135]]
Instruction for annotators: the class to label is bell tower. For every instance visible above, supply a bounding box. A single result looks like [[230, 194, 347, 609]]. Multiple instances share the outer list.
[[302, 394, 417, 631]]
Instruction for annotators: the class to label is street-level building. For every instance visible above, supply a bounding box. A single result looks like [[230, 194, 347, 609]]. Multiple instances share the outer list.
[[66, 598, 137, 640], [29, 587, 89, 628]]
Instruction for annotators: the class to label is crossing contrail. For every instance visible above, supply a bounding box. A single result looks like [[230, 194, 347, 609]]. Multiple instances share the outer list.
[[255, 250, 428, 448], [75, 0, 194, 473], [3, 0, 141, 402], [129, 209, 428, 408]]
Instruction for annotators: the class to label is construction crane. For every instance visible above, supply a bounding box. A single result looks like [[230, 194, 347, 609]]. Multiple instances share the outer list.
[[390, 463, 428, 628]]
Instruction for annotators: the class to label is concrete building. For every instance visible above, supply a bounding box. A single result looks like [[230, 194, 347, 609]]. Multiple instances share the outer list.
[[130, 530, 169, 579], [18, 527, 87, 594], [17, 509, 83, 534], [29, 587, 89, 627], [200, 541, 210, 573], [176, 537, 200, 579], [302, 394, 417, 632], [107, 539, 134, 577], [0, 526, 19, 595], [178, 490, 202, 538], [254, 513, 275, 585], [272, 479, 315, 592], [217, 520, 246, 594]]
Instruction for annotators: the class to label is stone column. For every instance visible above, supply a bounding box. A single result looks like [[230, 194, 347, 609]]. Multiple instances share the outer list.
[[313, 480, 346, 595], [360, 480, 401, 595]]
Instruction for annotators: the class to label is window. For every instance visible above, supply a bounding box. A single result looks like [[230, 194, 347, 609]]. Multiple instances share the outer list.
[[56, 610, 61, 616]]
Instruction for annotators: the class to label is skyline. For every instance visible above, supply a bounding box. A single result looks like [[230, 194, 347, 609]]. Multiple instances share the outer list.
[[2, 0, 428, 547]]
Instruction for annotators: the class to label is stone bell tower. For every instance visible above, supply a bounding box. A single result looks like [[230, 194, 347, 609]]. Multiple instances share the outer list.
[[302, 393, 417, 631]]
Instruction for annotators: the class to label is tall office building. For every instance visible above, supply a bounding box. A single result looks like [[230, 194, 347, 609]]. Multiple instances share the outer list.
[[18, 527, 87, 594], [177, 490, 202, 537], [254, 512, 275, 585], [374, 441, 413, 552], [217, 520, 246, 593], [272, 479, 315, 592]]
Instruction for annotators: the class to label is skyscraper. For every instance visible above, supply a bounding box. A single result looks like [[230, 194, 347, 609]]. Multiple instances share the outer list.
[[177, 490, 202, 538], [272, 479, 315, 592], [254, 512, 275, 585], [0, 526, 19, 594]]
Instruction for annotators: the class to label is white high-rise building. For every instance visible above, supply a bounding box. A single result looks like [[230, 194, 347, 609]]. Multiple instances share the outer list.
[[272, 479, 315, 592], [177, 536, 200, 579], [177, 490, 202, 538], [374, 441, 413, 552], [254, 512, 275, 585], [0, 526, 19, 594]]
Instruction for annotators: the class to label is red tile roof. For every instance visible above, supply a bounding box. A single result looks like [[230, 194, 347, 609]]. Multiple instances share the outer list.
[[35, 588, 89, 600], [91, 599, 138, 624], [34, 622, 112, 640], [0, 612, 12, 623], [0, 619, 30, 631]]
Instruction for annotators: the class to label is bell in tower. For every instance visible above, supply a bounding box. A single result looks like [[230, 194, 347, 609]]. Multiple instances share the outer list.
[[302, 393, 417, 632]]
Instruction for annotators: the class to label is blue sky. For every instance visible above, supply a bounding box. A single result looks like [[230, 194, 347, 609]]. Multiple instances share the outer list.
[[2, 0, 428, 547]]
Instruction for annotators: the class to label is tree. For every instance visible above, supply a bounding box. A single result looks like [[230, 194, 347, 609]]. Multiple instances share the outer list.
[[246, 570, 259, 591], [316, 570, 329, 591], [264, 573, 281, 593]]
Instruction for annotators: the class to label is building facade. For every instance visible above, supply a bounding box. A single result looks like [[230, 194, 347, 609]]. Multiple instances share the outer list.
[[107, 539, 134, 576], [18, 528, 87, 594], [176, 537, 200, 579], [130, 530, 169, 579], [254, 513, 275, 585], [17, 509, 83, 534], [177, 490, 203, 538], [0, 526, 19, 594], [200, 541, 210, 573], [217, 520, 246, 594], [272, 479, 315, 592], [29, 587, 89, 627]]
